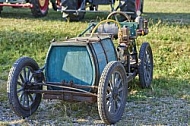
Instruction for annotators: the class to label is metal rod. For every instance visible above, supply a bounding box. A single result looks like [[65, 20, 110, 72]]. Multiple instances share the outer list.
[[47, 82, 98, 89], [0, 3, 33, 8], [36, 82, 97, 93], [27, 89, 97, 97], [61, 9, 134, 14]]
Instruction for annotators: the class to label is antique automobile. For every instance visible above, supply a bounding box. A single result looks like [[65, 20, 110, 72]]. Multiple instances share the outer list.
[[7, 11, 153, 124]]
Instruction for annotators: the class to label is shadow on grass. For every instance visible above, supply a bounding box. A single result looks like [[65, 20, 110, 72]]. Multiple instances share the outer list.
[[143, 12, 190, 20], [128, 76, 190, 102], [143, 12, 190, 25]]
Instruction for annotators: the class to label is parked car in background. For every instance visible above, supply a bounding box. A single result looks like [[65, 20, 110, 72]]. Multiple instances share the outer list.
[[0, 0, 143, 20]]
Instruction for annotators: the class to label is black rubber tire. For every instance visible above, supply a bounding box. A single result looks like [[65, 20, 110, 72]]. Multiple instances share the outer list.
[[7, 57, 42, 118], [120, 0, 136, 20], [51, 1, 58, 11], [97, 61, 128, 124], [31, 0, 49, 17], [138, 42, 153, 88], [62, 0, 85, 21]]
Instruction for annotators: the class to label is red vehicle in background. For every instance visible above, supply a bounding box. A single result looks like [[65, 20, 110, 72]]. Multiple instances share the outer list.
[[0, 0, 49, 17], [0, 0, 143, 20]]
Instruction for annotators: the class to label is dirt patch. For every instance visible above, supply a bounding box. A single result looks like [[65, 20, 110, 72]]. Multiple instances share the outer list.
[[0, 97, 189, 125]]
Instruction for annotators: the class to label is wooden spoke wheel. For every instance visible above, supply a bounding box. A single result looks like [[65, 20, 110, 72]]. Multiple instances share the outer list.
[[7, 57, 42, 118], [138, 42, 153, 88], [97, 61, 128, 124]]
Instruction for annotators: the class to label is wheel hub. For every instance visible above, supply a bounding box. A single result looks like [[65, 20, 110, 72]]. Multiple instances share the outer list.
[[145, 62, 149, 70], [39, 0, 45, 7], [112, 87, 119, 99], [23, 81, 32, 90], [145, 59, 150, 71]]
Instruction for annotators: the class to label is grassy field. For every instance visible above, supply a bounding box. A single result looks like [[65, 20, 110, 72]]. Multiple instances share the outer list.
[[0, 0, 190, 125]]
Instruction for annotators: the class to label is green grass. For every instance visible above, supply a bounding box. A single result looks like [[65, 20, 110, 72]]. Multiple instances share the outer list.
[[0, 0, 190, 103]]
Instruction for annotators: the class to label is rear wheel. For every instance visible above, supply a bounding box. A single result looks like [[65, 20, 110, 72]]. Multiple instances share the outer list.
[[31, 0, 49, 17], [7, 57, 42, 118], [98, 61, 127, 124], [138, 42, 153, 88]]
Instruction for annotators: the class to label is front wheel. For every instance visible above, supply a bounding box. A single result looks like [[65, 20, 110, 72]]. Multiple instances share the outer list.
[[138, 42, 153, 88], [31, 0, 49, 17], [97, 61, 128, 124], [7, 57, 42, 118]]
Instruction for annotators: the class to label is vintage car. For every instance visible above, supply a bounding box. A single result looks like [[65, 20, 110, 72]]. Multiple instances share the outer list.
[[7, 11, 153, 124]]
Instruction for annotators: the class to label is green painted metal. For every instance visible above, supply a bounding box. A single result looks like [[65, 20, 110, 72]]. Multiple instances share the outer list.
[[120, 22, 138, 37]]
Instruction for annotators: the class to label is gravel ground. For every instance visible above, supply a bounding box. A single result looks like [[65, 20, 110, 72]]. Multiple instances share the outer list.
[[0, 96, 189, 126]]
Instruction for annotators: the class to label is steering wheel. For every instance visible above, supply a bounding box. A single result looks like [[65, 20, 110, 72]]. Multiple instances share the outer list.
[[106, 11, 131, 22]]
